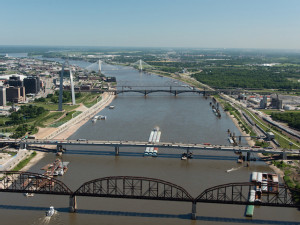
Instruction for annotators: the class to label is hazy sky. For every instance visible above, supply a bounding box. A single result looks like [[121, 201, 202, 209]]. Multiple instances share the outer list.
[[1, 0, 300, 49]]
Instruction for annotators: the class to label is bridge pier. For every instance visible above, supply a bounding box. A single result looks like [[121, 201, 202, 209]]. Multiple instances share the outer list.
[[57, 144, 63, 153], [115, 146, 120, 156], [144, 90, 147, 97], [174, 90, 177, 96], [191, 202, 197, 220], [69, 196, 77, 213], [19, 142, 27, 149], [246, 152, 251, 161], [282, 149, 287, 160]]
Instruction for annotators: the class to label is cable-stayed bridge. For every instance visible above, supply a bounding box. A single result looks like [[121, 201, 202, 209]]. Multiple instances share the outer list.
[[131, 59, 153, 71]]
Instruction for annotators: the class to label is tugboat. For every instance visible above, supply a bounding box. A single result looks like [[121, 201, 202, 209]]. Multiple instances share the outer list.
[[24, 193, 34, 197], [181, 153, 188, 160], [46, 206, 55, 217]]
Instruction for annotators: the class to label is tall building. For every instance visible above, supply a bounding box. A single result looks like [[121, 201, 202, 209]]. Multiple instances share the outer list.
[[23, 76, 39, 94], [0, 86, 6, 106], [6, 87, 22, 103], [8, 75, 23, 87]]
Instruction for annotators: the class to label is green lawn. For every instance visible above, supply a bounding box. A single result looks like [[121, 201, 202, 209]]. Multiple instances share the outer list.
[[49, 111, 79, 127], [31, 102, 79, 111], [76, 93, 102, 108]]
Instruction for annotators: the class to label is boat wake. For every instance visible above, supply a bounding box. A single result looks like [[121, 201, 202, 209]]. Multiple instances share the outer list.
[[32, 211, 61, 225], [226, 166, 243, 173]]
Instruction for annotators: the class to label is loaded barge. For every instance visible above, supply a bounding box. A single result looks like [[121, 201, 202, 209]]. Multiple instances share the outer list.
[[246, 172, 279, 217], [144, 127, 161, 157]]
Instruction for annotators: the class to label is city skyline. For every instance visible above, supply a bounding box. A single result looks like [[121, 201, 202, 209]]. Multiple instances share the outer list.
[[1, 0, 300, 49]]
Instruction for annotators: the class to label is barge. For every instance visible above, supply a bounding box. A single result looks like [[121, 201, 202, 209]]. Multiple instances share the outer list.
[[144, 127, 161, 157]]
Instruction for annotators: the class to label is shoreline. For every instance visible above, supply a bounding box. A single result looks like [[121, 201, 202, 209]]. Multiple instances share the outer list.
[[23, 92, 115, 171]]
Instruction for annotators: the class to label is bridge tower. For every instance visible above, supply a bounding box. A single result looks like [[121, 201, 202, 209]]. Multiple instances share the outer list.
[[139, 59, 143, 71], [98, 60, 102, 74]]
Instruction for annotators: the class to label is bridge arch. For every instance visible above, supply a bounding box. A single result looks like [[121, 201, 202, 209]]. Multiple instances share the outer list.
[[116, 89, 205, 96], [0, 171, 72, 195], [195, 182, 300, 207], [73, 176, 193, 202]]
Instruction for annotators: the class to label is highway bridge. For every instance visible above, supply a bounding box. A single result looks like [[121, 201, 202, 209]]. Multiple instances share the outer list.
[[0, 171, 299, 220], [1, 139, 299, 158], [105, 86, 250, 96]]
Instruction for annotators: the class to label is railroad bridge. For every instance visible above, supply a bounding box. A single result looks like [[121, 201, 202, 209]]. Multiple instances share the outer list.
[[0, 171, 299, 220]]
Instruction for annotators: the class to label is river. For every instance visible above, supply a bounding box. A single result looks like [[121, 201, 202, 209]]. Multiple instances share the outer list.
[[0, 60, 299, 225]]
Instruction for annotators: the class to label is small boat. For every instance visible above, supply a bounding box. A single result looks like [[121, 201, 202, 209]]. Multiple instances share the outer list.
[[99, 115, 106, 120], [46, 206, 55, 217], [91, 118, 97, 123], [24, 193, 34, 197], [181, 153, 187, 160], [109, 105, 115, 109], [187, 152, 193, 159], [237, 155, 243, 163]]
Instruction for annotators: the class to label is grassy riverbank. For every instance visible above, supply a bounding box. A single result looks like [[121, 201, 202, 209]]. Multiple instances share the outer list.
[[12, 151, 37, 171]]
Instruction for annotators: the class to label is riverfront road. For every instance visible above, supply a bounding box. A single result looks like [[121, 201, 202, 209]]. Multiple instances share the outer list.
[[1, 139, 299, 155]]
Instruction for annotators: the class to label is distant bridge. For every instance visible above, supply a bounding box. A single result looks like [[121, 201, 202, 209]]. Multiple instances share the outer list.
[[0, 171, 299, 220], [106, 86, 250, 96], [1, 139, 299, 159]]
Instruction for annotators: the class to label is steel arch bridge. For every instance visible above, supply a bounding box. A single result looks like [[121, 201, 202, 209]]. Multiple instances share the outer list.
[[196, 182, 300, 207], [0, 171, 72, 195], [72, 176, 193, 202], [115, 89, 207, 96], [0, 171, 299, 219]]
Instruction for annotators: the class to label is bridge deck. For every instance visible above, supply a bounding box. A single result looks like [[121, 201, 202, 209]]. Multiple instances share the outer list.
[[1, 139, 299, 155]]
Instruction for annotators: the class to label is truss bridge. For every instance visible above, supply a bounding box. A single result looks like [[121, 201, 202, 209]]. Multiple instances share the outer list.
[[0, 171, 299, 220]]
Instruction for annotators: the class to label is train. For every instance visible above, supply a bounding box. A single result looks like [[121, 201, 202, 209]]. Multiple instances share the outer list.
[[262, 116, 300, 139]]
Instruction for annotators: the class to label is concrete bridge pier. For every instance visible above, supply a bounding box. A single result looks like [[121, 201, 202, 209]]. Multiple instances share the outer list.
[[115, 146, 120, 156], [174, 90, 177, 96], [57, 144, 63, 152], [282, 149, 287, 160], [144, 90, 147, 97], [69, 196, 77, 213], [191, 202, 197, 220], [246, 152, 251, 161], [20, 142, 27, 149]]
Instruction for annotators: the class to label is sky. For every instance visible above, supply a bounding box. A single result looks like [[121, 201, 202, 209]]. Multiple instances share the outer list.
[[1, 0, 300, 49]]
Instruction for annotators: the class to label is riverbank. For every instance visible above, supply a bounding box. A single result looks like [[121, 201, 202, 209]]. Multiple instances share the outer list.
[[22, 92, 115, 171]]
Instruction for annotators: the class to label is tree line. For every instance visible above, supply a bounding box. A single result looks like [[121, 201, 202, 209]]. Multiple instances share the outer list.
[[271, 112, 300, 130]]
